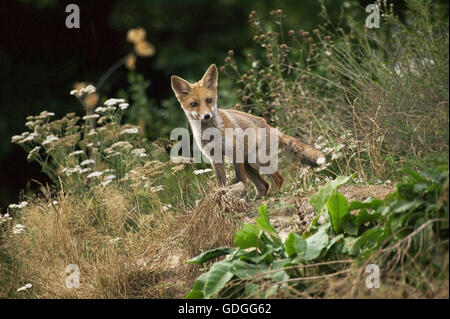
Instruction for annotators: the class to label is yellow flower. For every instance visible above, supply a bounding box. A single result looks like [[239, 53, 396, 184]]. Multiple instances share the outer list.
[[125, 53, 137, 70], [127, 27, 146, 44], [135, 40, 155, 57]]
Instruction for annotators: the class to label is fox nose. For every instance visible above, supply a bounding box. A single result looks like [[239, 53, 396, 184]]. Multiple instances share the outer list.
[[203, 113, 211, 120]]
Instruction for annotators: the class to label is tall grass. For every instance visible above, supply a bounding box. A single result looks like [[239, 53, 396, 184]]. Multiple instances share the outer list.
[[222, 0, 448, 182]]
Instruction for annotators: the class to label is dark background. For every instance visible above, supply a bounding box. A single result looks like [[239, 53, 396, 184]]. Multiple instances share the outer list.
[[0, 0, 447, 209]]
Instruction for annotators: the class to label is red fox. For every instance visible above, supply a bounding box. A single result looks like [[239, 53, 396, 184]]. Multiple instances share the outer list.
[[171, 64, 325, 197]]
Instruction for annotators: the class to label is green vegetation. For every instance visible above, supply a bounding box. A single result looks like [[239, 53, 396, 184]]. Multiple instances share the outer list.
[[186, 165, 448, 298], [0, 0, 448, 298]]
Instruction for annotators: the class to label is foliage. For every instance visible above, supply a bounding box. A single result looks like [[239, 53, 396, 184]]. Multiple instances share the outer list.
[[186, 164, 449, 298], [223, 0, 449, 181]]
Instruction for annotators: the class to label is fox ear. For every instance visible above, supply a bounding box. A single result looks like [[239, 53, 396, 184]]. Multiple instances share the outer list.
[[171, 76, 192, 97], [200, 64, 218, 89]]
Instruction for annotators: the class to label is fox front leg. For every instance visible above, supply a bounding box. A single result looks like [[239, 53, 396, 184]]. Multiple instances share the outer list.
[[212, 161, 227, 186]]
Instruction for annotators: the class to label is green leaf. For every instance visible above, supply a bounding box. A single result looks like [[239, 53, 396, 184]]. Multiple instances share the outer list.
[[348, 197, 383, 211], [284, 233, 306, 257], [326, 234, 344, 252], [327, 192, 349, 234], [203, 261, 234, 298], [351, 227, 383, 255], [355, 208, 381, 229], [340, 236, 358, 255], [239, 250, 273, 264], [255, 205, 278, 236], [192, 272, 208, 291], [229, 260, 269, 279], [310, 175, 353, 214], [392, 199, 423, 214], [234, 224, 260, 249], [185, 290, 204, 299], [186, 247, 236, 265], [303, 229, 329, 261], [343, 214, 358, 236]]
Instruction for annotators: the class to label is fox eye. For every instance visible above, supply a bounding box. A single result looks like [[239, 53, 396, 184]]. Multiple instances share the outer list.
[[190, 102, 198, 107], [206, 98, 213, 104]]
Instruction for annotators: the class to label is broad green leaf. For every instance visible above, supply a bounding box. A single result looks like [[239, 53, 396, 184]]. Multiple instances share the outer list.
[[271, 258, 292, 270], [234, 224, 260, 249], [326, 234, 344, 252], [303, 229, 329, 261], [284, 233, 306, 257], [310, 175, 353, 214], [203, 261, 234, 298], [355, 208, 380, 229], [404, 169, 429, 184], [186, 247, 236, 265], [255, 205, 278, 237], [392, 199, 423, 214], [413, 183, 428, 193], [229, 260, 269, 279], [351, 227, 383, 255], [348, 197, 383, 211], [340, 236, 358, 255], [185, 290, 204, 299], [343, 214, 358, 236], [192, 272, 208, 291], [327, 192, 349, 234], [239, 250, 273, 264]]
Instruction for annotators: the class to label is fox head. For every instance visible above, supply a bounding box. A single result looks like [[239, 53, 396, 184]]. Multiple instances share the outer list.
[[171, 64, 218, 122]]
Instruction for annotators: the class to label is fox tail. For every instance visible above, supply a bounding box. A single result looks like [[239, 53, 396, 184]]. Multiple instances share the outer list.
[[278, 131, 326, 166]]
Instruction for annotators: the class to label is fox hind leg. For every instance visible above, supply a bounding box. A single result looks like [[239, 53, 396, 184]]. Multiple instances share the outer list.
[[266, 171, 284, 194], [233, 163, 248, 186], [244, 163, 269, 198]]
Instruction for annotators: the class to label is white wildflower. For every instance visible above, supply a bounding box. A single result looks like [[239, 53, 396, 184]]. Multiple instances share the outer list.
[[83, 114, 100, 120], [80, 159, 95, 166], [27, 146, 41, 161], [68, 150, 84, 157], [101, 180, 112, 187], [132, 148, 148, 157], [19, 133, 37, 144], [38, 111, 55, 119], [384, 180, 392, 185], [95, 106, 108, 113], [12, 223, 26, 235], [25, 121, 35, 129], [9, 201, 28, 210], [104, 174, 116, 181], [109, 237, 122, 244], [120, 128, 139, 135], [87, 171, 103, 179], [79, 167, 92, 174], [87, 129, 98, 136], [42, 135, 59, 146], [331, 152, 343, 160], [193, 168, 213, 175], [11, 135, 24, 143], [104, 98, 126, 106], [150, 185, 165, 193], [119, 103, 129, 110], [110, 141, 133, 150], [80, 85, 96, 95], [63, 166, 82, 176], [17, 283, 32, 292]]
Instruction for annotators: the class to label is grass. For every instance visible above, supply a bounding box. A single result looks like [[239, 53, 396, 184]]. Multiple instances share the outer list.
[[0, 0, 448, 298]]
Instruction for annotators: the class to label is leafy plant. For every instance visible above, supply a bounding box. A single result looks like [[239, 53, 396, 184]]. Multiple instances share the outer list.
[[186, 164, 449, 298]]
